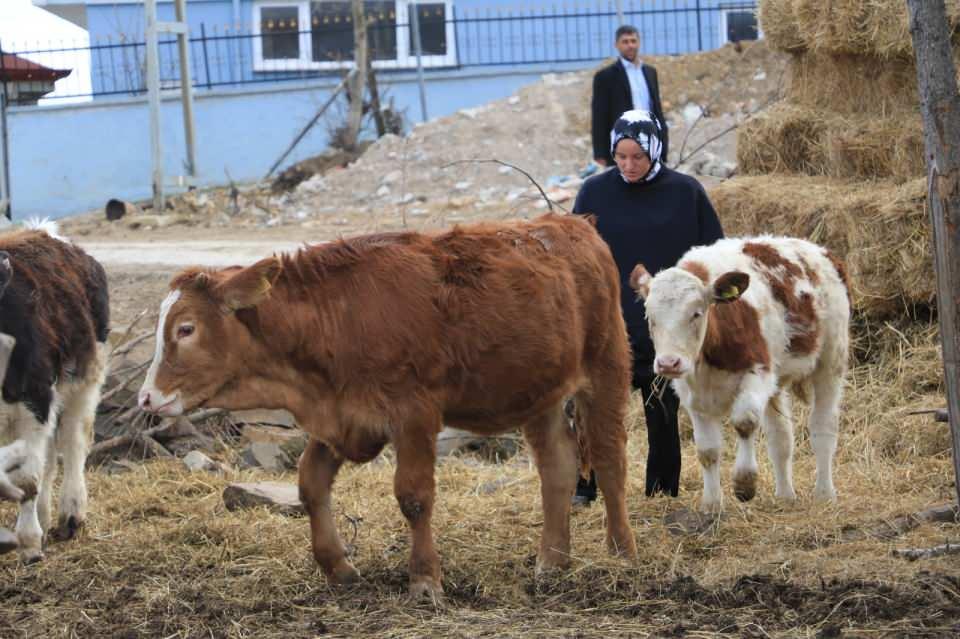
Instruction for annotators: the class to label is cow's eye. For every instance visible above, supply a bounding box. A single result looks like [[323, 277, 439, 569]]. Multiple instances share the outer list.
[[176, 324, 195, 340], [691, 311, 703, 321]]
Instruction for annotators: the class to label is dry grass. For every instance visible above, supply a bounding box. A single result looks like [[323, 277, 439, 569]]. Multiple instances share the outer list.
[[711, 175, 931, 319], [0, 318, 958, 637], [761, 0, 960, 58], [737, 102, 925, 181]]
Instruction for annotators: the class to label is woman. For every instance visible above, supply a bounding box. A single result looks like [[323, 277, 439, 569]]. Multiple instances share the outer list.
[[572, 109, 723, 502]]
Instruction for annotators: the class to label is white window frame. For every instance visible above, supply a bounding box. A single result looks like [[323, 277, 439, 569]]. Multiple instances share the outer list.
[[252, 0, 457, 72], [718, 7, 763, 45]]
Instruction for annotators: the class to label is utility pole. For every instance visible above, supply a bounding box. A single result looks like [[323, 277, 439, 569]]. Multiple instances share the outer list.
[[145, 0, 197, 213], [907, 0, 960, 506]]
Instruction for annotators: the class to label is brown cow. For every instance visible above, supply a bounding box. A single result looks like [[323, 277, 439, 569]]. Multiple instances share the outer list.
[[139, 214, 638, 598]]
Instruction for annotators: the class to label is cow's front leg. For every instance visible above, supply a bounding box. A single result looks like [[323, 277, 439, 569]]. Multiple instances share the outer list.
[[690, 410, 724, 513], [299, 439, 359, 584], [393, 414, 442, 601], [730, 371, 776, 503]]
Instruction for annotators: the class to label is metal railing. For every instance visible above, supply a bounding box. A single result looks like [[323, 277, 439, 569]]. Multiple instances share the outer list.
[[0, 1, 757, 105]]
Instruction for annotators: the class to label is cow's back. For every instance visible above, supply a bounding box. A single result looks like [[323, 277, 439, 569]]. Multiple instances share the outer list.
[[264, 214, 626, 431], [0, 230, 109, 415]]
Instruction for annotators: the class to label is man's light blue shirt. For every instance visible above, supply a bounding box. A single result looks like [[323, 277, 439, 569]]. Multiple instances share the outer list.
[[620, 56, 652, 113]]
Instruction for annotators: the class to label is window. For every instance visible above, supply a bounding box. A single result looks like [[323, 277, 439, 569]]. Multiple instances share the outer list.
[[719, 9, 760, 43], [253, 0, 457, 71]]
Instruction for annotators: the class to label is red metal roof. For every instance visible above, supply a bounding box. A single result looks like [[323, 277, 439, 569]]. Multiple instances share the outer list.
[[0, 53, 71, 82]]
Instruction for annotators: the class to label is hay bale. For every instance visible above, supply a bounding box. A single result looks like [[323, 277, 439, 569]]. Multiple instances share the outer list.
[[760, 0, 960, 58], [738, 103, 825, 176], [737, 103, 925, 181], [759, 0, 805, 53], [785, 52, 923, 115], [709, 175, 932, 317]]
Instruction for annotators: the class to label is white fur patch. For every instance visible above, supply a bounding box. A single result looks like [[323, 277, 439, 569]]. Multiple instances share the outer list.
[[24, 218, 68, 243], [143, 289, 181, 392]]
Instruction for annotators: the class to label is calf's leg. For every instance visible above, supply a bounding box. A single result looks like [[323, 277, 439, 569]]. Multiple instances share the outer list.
[[299, 439, 360, 584]]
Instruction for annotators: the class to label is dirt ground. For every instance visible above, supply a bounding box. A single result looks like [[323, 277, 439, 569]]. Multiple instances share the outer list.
[[2, 39, 959, 639]]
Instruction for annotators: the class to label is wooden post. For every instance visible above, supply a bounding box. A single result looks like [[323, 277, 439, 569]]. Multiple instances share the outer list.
[[345, 0, 369, 150], [907, 0, 960, 505]]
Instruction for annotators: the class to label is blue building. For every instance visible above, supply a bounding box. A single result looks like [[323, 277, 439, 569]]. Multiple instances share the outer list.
[[4, 1, 757, 219], [30, 0, 759, 100]]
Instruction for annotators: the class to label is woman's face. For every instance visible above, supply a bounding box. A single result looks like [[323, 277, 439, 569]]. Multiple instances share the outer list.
[[614, 138, 652, 182]]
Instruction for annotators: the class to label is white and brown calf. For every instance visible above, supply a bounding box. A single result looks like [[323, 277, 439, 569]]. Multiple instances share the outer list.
[[0, 221, 110, 561], [632, 236, 850, 513]]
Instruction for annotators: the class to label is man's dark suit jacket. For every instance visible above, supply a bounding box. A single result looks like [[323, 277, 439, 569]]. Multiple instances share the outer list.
[[591, 60, 668, 165]]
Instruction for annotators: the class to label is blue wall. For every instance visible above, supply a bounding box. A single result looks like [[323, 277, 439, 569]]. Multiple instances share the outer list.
[[5, 62, 590, 220], [79, 0, 734, 97]]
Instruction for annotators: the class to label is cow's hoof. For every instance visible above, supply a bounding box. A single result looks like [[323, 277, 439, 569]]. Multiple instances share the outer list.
[[535, 556, 570, 579], [20, 548, 44, 565], [733, 470, 757, 502], [813, 486, 837, 503], [328, 561, 361, 585], [408, 577, 444, 605], [698, 498, 723, 516], [50, 515, 83, 542], [775, 486, 797, 502], [0, 528, 17, 555]]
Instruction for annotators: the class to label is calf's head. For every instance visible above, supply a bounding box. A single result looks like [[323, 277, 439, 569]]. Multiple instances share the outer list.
[[631, 263, 749, 378], [138, 257, 281, 416]]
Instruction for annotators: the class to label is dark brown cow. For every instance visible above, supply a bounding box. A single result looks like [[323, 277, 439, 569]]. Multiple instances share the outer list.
[[139, 214, 638, 598]]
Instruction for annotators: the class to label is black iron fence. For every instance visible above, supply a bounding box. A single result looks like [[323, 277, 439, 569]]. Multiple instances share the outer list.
[[0, 1, 758, 106]]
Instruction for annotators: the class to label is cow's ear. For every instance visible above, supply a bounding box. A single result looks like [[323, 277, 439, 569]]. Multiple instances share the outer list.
[[630, 263, 652, 300], [712, 271, 749, 304], [214, 257, 282, 312]]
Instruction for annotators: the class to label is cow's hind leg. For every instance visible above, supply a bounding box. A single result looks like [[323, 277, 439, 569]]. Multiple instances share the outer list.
[[763, 390, 796, 501], [299, 439, 360, 584], [576, 382, 637, 560], [810, 370, 843, 501], [393, 411, 442, 600], [51, 366, 103, 541], [523, 401, 579, 575]]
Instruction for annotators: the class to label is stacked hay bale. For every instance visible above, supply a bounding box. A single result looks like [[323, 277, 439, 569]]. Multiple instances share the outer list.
[[711, 0, 960, 318]]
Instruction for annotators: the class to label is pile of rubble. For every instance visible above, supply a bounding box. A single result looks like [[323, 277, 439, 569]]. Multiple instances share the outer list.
[[63, 40, 786, 238]]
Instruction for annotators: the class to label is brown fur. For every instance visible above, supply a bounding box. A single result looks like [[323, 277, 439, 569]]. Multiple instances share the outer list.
[[825, 249, 851, 299], [152, 214, 638, 589], [701, 300, 771, 372], [742, 242, 819, 356], [680, 260, 710, 284]]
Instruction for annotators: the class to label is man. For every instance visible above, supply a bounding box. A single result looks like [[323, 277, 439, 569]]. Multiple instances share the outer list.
[[591, 25, 669, 167], [573, 110, 722, 504]]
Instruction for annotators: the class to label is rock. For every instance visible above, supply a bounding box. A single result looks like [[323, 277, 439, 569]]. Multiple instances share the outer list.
[[100, 459, 140, 475], [508, 95, 520, 105], [447, 195, 476, 209], [382, 170, 402, 184], [222, 482, 305, 516], [230, 409, 297, 428], [243, 424, 306, 446], [296, 175, 327, 194], [682, 102, 704, 125], [546, 188, 576, 204], [453, 181, 472, 191], [183, 450, 220, 473], [125, 214, 190, 230], [104, 199, 142, 221], [239, 441, 297, 473], [497, 165, 513, 174], [376, 185, 391, 198]]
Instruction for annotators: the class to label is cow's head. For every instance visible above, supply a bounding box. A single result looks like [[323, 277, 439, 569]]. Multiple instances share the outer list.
[[138, 257, 281, 416], [0, 251, 12, 298], [631, 263, 749, 378]]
